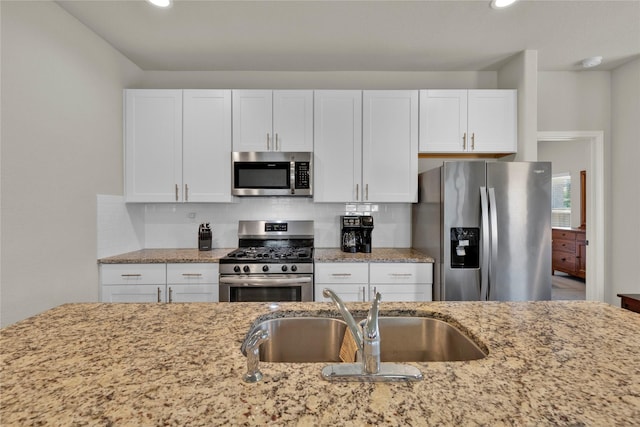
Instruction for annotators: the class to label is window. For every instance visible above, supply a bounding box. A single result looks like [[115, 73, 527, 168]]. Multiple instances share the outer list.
[[552, 173, 571, 227]]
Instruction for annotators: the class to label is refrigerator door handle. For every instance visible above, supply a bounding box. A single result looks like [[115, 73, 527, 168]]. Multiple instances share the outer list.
[[488, 187, 499, 300], [480, 186, 490, 301]]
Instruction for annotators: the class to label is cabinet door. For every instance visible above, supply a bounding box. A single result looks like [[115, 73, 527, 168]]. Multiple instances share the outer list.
[[370, 284, 432, 302], [467, 90, 517, 153], [232, 90, 273, 151], [273, 90, 313, 151], [315, 283, 367, 303], [183, 90, 232, 202], [168, 284, 218, 302], [419, 90, 468, 153], [101, 284, 163, 303], [362, 90, 418, 202], [124, 90, 183, 202], [313, 91, 362, 202]]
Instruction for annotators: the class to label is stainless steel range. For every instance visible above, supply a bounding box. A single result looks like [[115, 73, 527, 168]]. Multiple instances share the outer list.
[[219, 220, 314, 302]]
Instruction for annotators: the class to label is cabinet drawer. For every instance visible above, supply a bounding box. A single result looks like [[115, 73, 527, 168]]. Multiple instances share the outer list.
[[167, 263, 218, 284], [315, 263, 369, 284], [552, 229, 576, 241], [369, 263, 432, 284], [552, 253, 576, 270], [101, 264, 166, 285], [552, 240, 576, 253]]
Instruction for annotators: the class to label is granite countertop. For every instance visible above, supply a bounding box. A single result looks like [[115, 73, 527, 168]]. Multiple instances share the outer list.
[[98, 248, 434, 264], [2, 301, 639, 425], [314, 248, 434, 263], [98, 248, 234, 264]]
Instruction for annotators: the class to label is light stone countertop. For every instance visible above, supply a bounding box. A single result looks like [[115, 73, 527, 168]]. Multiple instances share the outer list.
[[313, 248, 434, 263], [1, 301, 639, 425], [98, 248, 233, 264], [97, 248, 435, 264]]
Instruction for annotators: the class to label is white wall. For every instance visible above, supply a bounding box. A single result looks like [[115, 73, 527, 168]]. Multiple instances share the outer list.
[[0, 2, 143, 326], [610, 58, 640, 302], [498, 50, 539, 161], [538, 139, 590, 228]]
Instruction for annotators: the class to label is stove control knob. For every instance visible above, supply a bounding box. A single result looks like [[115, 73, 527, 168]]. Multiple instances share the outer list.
[[243, 265, 250, 273], [234, 265, 241, 273], [281, 265, 288, 272], [291, 265, 298, 272], [262, 265, 269, 272]]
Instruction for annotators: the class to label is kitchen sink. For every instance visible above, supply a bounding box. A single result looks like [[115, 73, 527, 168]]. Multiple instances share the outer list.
[[244, 316, 487, 363]]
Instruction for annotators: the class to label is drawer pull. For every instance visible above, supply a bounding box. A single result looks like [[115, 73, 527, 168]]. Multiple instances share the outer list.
[[182, 273, 203, 277], [331, 273, 352, 277], [121, 274, 142, 277], [390, 273, 413, 277]]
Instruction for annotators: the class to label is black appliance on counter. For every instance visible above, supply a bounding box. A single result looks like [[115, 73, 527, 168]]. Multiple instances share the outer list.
[[198, 223, 212, 251], [218, 220, 314, 302], [340, 215, 374, 253]]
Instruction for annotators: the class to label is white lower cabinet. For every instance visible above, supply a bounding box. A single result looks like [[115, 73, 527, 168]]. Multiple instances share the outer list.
[[166, 263, 218, 302], [315, 262, 432, 302], [100, 263, 219, 303]]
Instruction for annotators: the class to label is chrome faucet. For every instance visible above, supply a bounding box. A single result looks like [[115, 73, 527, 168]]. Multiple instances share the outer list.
[[241, 328, 270, 383], [322, 288, 381, 374]]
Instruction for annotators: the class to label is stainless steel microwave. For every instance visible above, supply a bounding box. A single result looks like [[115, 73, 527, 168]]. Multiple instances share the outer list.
[[232, 152, 312, 197]]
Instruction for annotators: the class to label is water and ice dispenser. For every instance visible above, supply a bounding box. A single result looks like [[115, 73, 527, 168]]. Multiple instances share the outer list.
[[450, 228, 480, 269]]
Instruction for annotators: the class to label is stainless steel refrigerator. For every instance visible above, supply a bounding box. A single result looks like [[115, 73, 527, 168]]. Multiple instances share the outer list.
[[412, 161, 552, 301]]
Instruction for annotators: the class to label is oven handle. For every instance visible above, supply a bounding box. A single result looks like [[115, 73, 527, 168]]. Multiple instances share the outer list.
[[219, 276, 312, 286]]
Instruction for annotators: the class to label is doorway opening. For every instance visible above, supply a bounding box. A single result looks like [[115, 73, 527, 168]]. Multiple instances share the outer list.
[[537, 131, 605, 302]]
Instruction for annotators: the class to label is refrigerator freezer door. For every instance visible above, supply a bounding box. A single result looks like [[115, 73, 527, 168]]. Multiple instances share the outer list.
[[442, 161, 486, 301], [486, 162, 552, 301]]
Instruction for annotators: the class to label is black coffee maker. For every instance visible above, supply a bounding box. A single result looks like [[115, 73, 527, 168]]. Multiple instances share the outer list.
[[359, 215, 374, 253], [340, 215, 374, 253]]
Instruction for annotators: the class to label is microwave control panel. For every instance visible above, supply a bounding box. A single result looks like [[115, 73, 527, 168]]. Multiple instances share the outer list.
[[294, 162, 311, 189]]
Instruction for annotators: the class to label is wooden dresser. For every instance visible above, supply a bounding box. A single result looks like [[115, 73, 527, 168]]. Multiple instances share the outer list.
[[552, 228, 586, 279]]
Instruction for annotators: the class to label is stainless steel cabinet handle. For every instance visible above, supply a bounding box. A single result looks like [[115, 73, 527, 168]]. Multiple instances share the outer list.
[[275, 133, 279, 151], [185, 184, 189, 202], [266, 133, 270, 150], [390, 273, 413, 277], [168, 287, 173, 303], [157, 287, 162, 303], [182, 273, 203, 277], [463, 132, 467, 150], [120, 274, 141, 277], [356, 184, 359, 201], [471, 133, 475, 150], [331, 273, 352, 277], [362, 286, 367, 302], [175, 184, 179, 202], [366, 184, 369, 201]]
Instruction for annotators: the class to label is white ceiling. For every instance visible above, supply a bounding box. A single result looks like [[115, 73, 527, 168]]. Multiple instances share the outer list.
[[56, 0, 640, 72]]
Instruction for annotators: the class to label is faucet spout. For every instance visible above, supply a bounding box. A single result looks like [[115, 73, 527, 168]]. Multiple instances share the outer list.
[[362, 291, 381, 374], [322, 288, 363, 349]]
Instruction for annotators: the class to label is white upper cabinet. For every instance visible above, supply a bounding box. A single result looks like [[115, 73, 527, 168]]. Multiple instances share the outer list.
[[313, 90, 363, 202], [232, 90, 313, 152], [182, 90, 232, 202], [419, 89, 517, 154], [124, 89, 232, 203], [362, 90, 418, 203], [314, 90, 418, 203], [125, 89, 183, 202]]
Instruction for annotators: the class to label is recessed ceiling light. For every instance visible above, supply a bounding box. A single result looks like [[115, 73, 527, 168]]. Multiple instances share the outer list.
[[147, 0, 172, 8], [582, 56, 603, 68], [491, 0, 518, 9]]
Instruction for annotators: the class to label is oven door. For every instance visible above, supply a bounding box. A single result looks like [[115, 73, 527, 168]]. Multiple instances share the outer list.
[[219, 274, 313, 302]]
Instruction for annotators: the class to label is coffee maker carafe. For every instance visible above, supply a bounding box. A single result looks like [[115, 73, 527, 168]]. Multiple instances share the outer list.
[[340, 216, 360, 253]]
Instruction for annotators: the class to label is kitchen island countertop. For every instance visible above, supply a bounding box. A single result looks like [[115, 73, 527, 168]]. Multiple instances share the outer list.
[[1, 301, 639, 425]]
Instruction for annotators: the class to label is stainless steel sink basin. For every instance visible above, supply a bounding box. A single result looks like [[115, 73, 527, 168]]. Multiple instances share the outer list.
[[244, 316, 487, 362]]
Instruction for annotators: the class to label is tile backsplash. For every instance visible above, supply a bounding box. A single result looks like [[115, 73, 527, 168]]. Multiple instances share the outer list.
[[97, 195, 411, 257]]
